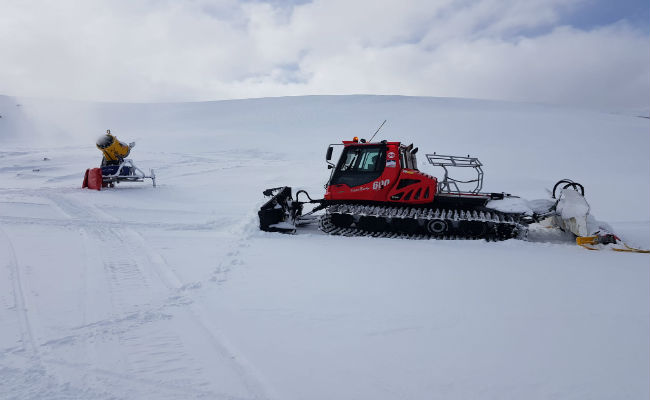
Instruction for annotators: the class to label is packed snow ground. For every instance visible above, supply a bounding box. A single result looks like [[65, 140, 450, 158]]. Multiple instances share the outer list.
[[0, 95, 648, 399]]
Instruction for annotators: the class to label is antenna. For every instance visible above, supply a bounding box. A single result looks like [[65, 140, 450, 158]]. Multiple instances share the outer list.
[[368, 120, 387, 143]]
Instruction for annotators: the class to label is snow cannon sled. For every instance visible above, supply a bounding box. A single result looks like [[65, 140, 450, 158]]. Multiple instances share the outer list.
[[82, 130, 156, 190], [257, 134, 649, 252]]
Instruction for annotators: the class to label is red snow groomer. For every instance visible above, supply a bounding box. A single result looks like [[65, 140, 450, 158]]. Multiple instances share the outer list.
[[82, 130, 156, 190], [258, 125, 589, 241]]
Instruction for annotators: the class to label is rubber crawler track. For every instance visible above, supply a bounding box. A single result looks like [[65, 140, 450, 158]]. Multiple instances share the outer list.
[[318, 203, 527, 241]]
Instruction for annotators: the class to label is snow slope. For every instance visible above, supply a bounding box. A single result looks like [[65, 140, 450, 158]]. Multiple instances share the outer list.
[[0, 95, 648, 399]]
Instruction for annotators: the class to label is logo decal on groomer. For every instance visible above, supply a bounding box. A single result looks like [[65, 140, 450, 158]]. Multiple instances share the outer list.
[[373, 179, 390, 190]]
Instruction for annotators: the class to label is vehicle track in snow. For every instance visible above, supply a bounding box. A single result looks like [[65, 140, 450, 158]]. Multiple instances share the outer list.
[[43, 192, 215, 397], [0, 214, 223, 231], [40, 191, 275, 399], [113, 225, 274, 400]]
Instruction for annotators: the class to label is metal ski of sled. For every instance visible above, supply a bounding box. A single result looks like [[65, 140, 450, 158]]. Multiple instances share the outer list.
[[101, 159, 156, 188]]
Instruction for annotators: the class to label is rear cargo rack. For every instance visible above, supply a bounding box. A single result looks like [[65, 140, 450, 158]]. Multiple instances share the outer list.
[[425, 153, 484, 194]]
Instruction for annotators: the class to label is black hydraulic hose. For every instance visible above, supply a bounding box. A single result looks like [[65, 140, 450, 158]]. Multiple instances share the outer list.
[[295, 190, 323, 203]]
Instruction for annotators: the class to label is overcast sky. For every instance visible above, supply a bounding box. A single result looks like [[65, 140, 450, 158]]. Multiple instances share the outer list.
[[1, 0, 648, 110]]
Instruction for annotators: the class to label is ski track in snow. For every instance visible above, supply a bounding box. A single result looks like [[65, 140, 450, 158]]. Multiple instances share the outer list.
[[0, 226, 40, 361], [0, 224, 83, 400]]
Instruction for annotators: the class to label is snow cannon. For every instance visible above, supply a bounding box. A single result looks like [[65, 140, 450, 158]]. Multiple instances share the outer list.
[[96, 131, 132, 162], [82, 130, 156, 190]]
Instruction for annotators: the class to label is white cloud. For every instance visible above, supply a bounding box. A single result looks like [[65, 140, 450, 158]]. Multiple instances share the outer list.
[[0, 0, 647, 110]]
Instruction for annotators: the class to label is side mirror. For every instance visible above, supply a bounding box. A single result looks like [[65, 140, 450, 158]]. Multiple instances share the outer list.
[[326, 146, 333, 161], [328, 165, 333, 169]]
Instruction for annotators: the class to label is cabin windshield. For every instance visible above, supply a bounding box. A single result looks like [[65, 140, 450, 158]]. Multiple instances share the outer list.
[[339, 147, 382, 172], [329, 145, 386, 187]]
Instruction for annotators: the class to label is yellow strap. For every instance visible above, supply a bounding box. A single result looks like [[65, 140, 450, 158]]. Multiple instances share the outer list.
[[576, 236, 598, 246], [613, 243, 650, 254], [577, 239, 650, 253]]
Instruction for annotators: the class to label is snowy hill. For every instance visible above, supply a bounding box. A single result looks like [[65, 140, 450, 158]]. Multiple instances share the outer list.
[[0, 95, 648, 399]]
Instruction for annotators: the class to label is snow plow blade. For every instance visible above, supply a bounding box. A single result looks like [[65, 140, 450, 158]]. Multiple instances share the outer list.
[[258, 187, 303, 233]]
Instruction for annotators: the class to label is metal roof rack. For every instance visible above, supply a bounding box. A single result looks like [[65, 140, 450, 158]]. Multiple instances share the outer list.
[[425, 153, 484, 194]]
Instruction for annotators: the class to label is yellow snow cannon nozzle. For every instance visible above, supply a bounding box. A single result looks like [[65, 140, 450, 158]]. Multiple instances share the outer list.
[[97, 130, 131, 162]]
